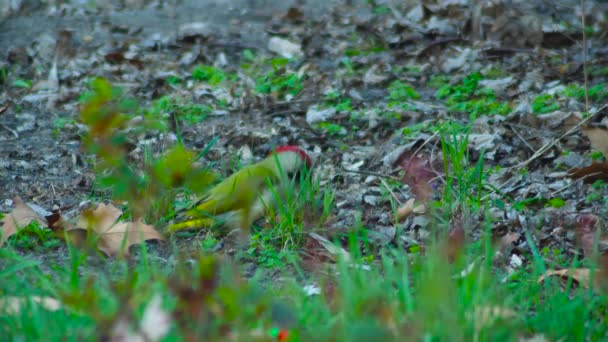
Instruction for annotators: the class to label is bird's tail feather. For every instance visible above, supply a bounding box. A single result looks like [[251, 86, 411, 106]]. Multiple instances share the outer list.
[[167, 217, 217, 232]]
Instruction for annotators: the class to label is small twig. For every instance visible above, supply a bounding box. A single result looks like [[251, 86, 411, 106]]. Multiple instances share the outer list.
[[412, 129, 440, 157], [272, 99, 323, 107], [513, 103, 608, 170], [507, 123, 535, 152], [340, 168, 400, 182], [379, 177, 403, 206], [0, 123, 18, 139], [581, 0, 590, 113], [480, 176, 519, 202], [550, 176, 585, 197]]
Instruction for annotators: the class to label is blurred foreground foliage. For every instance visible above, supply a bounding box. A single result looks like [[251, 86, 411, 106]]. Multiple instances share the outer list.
[[79, 78, 214, 222]]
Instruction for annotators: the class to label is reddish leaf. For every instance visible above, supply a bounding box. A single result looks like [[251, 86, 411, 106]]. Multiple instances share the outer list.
[[394, 152, 439, 203], [447, 225, 466, 263], [569, 162, 608, 183], [575, 214, 601, 257]]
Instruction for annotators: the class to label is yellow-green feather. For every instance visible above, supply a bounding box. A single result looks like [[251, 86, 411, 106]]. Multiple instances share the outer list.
[[168, 155, 285, 232]]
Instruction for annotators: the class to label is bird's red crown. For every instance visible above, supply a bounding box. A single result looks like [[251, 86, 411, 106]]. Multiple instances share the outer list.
[[273, 145, 312, 168]]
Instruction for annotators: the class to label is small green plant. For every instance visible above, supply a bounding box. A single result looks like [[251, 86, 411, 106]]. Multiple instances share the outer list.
[[397, 65, 422, 76], [0, 65, 8, 85], [532, 94, 559, 114], [589, 151, 604, 161], [436, 72, 511, 118], [439, 123, 487, 212], [6, 221, 62, 250], [248, 230, 295, 268], [437, 72, 482, 101], [339, 57, 356, 75], [53, 117, 76, 129], [367, 0, 391, 15], [166, 75, 181, 86], [192, 65, 226, 85], [429, 74, 450, 89], [317, 122, 347, 136], [482, 66, 507, 78], [388, 80, 420, 101], [563, 84, 608, 102], [591, 66, 608, 77], [149, 96, 212, 124], [586, 180, 608, 204], [387, 80, 420, 110], [255, 58, 303, 99], [12, 78, 32, 88], [324, 90, 352, 112], [200, 235, 220, 252]]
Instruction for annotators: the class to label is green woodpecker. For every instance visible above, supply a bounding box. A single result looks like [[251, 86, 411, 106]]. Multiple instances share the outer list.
[[168, 146, 312, 233]]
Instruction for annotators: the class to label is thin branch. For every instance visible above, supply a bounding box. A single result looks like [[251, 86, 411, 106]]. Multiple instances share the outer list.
[[340, 168, 401, 182], [513, 103, 608, 170], [581, 0, 590, 113]]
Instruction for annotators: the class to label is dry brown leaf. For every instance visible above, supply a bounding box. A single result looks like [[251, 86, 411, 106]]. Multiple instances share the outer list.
[[569, 162, 608, 183], [97, 220, 163, 257], [395, 198, 426, 222], [75, 202, 122, 233], [582, 126, 608, 159], [538, 268, 598, 289], [0, 197, 47, 247], [70, 203, 164, 257]]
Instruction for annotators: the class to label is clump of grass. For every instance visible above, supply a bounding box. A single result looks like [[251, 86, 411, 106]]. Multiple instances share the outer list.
[[251, 167, 334, 260]]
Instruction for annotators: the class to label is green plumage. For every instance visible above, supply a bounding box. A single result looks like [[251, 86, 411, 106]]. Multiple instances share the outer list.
[[168, 151, 304, 232]]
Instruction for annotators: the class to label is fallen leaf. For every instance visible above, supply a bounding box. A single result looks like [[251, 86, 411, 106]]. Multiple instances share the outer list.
[[0, 296, 62, 314], [70, 203, 164, 257], [570, 162, 608, 183], [538, 268, 598, 289], [498, 232, 520, 253], [582, 125, 608, 159], [395, 198, 426, 222], [575, 214, 602, 257], [394, 152, 440, 203], [0, 197, 47, 247]]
